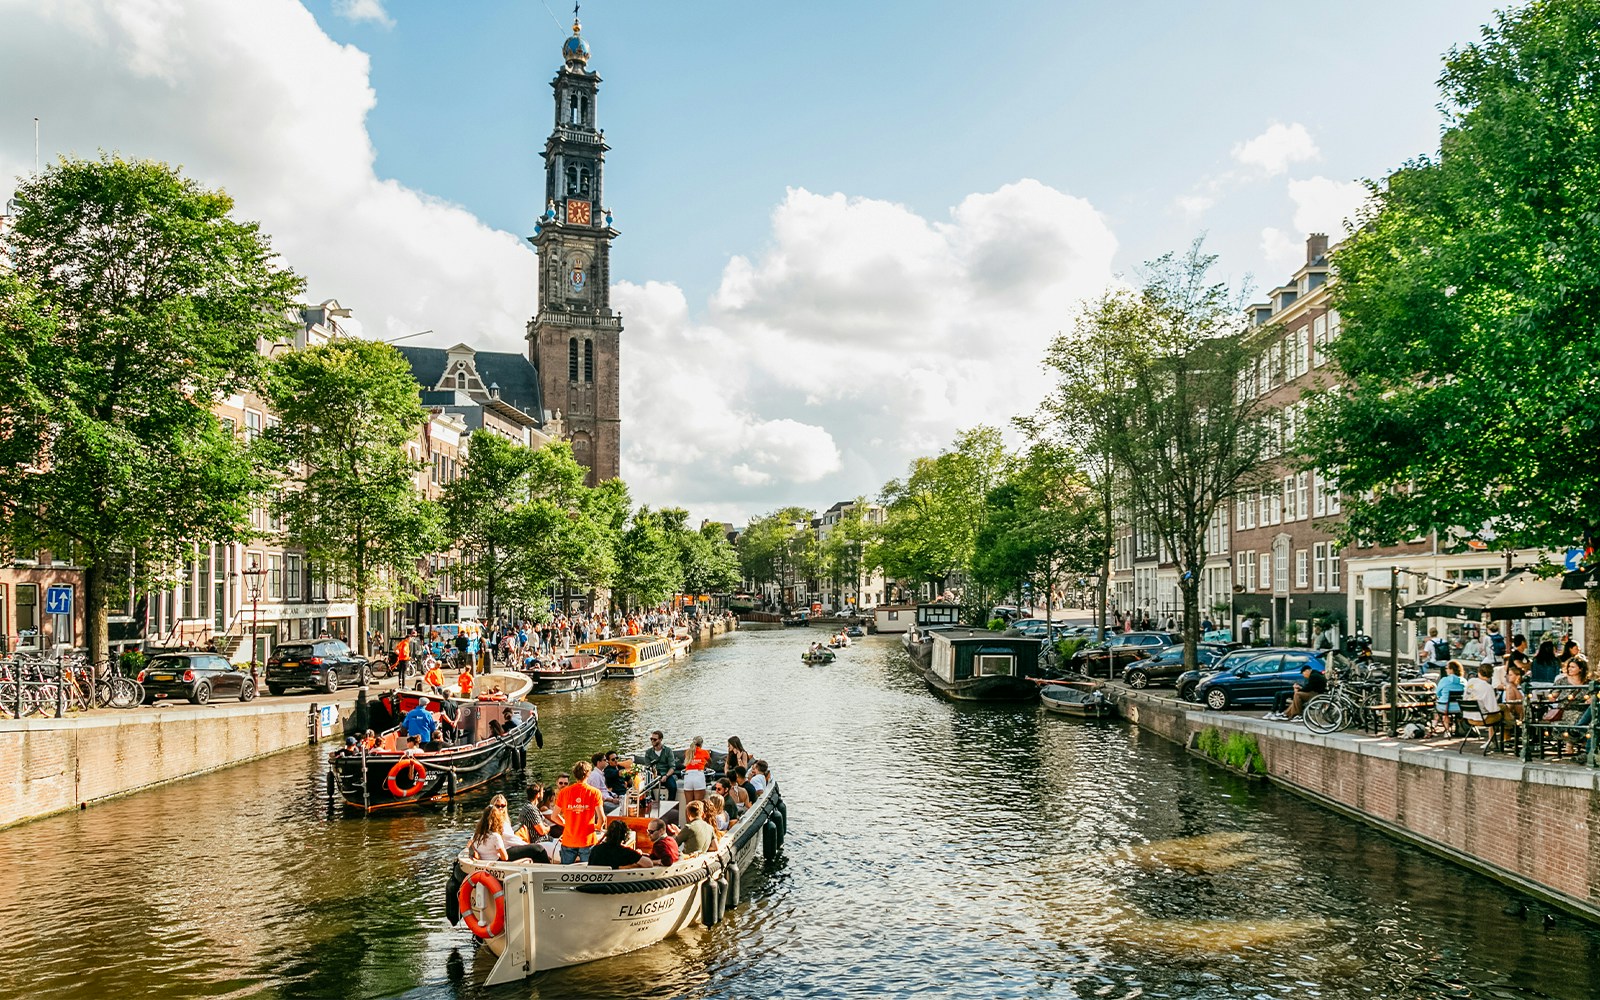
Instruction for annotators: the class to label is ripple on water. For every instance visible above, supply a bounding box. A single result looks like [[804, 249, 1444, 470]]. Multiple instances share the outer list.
[[0, 632, 1597, 1000]]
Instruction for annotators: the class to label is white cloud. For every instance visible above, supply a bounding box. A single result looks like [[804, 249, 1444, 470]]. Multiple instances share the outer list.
[[1260, 176, 1371, 267], [1175, 194, 1215, 218], [0, 0, 531, 350], [334, 0, 392, 27], [622, 181, 1117, 520], [0, 0, 1120, 525], [1231, 122, 1319, 176]]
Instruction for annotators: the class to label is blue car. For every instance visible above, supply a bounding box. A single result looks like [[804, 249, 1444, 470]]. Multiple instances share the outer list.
[[1194, 648, 1330, 711]]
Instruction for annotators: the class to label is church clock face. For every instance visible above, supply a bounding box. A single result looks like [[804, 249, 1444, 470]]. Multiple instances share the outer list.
[[566, 199, 592, 225]]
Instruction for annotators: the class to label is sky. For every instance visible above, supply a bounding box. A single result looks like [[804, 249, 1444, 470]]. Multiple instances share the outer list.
[[0, 0, 1511, 526]]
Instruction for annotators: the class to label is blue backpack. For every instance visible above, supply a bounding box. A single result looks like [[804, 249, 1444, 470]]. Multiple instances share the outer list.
[[1490, 632, 1507, 657]]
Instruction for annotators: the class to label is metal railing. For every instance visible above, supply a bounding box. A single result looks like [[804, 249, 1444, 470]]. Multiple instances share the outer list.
[[1515, 680, 1598, 768]]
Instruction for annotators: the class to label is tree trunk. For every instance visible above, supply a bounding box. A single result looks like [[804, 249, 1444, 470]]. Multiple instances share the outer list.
[[84, 561, 110, 667], [1587, 587, 1599, 671], [1180, 573, 1201, 671], [485, 546, 498, 628]]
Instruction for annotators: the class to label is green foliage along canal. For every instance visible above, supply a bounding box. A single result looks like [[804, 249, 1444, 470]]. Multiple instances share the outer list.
[[2, 631, 1596, 999]]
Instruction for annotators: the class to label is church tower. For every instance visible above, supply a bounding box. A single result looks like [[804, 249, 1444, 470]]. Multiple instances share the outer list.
[[527, 16, 621, 485]]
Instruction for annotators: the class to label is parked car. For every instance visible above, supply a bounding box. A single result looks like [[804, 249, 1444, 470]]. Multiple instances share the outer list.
[[1175, 647, 1288, 702], [1120, 643, 1230, 689], [1193, 649, 1331, 710], [265, 639, 372, 695], [988, 606, 1026, 625], [139, 652, 256, 705], [1068, 631, 1181, 678], [1008, 619, 1077, 639]]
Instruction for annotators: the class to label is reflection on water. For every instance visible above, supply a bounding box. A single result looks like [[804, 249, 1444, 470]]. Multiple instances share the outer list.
[[0, 630, 1596, 999]]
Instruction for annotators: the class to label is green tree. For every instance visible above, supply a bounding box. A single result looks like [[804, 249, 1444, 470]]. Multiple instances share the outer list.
[[612, 506, 684, 612], [875, 426, 1011, 615], [265, 338, 443, 655], [738, 507, 815, 607], [0, 156, 300, 661], [661, 510, 740, 597], [1303, 0, 1600, 661], [970, 443, 1108, 627], [1041, 244, 1267, 668]]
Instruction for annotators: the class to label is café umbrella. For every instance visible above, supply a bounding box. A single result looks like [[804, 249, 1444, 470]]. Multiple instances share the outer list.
[[1403, 569, 1587, 622]]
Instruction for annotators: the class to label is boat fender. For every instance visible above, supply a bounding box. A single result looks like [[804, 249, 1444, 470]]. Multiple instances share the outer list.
[[458, 870, 506, 939], [774, 808, 787, 845], [444, 861, 466, 926], [325, 770, 336, 800], [762, 820, 779, 861], [724, 861, 741, 911], [700, 877, 722, 928], [534, 726, 544, 749], [386, 758, 427, 798], [445, 769, 456, 800]]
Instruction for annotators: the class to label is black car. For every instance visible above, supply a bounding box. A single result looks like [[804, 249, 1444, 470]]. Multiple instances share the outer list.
[[265, 639, 371, 695], [1069, 631, 1181, 679], [1121, 643, 1230, 689], [1175, 647, 1300, 702], [139, 652, 256, 704]]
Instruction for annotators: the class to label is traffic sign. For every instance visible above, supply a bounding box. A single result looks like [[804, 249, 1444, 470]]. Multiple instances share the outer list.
[[45, 586, 72, 615], [1564, 548, 1583, 572]]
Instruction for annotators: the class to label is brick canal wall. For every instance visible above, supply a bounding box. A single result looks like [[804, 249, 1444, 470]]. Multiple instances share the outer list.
[[0, 699, 356, 830], [1118, 690, 1600, 921]]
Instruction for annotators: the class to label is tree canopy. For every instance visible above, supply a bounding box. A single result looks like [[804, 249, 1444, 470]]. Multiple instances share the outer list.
[[1301, 0, 1600, 657], [265, 338, 443, 654], [0, 156, 300, 659]]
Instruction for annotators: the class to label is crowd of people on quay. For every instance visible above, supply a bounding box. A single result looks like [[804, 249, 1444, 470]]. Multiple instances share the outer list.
[[464, 733, 770, 869], [1421, 629, 1593, 746], [377, 608, 737, 682]]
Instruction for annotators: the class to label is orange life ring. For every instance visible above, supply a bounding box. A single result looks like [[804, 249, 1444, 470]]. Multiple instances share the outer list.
[[386, 758, 427, 798], [459, 870, 506, 938]]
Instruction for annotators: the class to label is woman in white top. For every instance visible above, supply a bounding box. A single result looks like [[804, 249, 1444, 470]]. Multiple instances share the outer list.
[[469, 805, 509, 861]]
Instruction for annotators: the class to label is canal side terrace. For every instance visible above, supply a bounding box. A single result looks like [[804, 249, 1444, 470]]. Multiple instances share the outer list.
[[1116, 686, 1600, 923]]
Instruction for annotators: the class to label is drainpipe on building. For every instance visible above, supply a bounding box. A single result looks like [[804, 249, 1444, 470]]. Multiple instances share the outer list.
[[1388, 565, 1400, 737]]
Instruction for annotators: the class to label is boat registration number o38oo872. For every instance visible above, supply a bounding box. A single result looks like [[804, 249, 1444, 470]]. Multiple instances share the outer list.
[[559, 871, 615, 883]]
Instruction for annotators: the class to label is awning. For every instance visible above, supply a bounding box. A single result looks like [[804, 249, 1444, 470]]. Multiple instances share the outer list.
[[1403, 569, 1588, 621]]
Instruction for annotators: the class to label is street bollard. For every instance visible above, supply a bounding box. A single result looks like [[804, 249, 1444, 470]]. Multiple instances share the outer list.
[[356, 683, 369, 733]]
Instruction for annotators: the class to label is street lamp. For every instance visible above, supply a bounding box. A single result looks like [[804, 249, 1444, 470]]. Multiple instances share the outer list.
[[241, 559, 267, 686]]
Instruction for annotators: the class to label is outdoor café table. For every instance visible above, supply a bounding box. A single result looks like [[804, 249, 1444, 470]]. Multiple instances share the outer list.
[[1365, 678, 1437, 734]]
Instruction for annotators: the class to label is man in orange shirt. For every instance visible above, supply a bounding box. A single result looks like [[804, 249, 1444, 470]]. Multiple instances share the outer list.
[[457, 668, 473, 699], [555, 761, 606, 864]]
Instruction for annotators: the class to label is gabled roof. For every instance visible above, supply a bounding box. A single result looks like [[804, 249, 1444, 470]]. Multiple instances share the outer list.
[[396, 345, 544, 424]]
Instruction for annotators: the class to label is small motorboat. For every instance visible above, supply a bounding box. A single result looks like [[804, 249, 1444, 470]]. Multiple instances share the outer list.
[[1039, 683, 1115, 718], [845, 625, 865, 638], [520, 653, 608, 693], [800, 648, 836, 665]]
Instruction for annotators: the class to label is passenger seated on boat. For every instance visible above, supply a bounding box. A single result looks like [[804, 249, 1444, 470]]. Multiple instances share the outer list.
[[677, 801, 715, 856], [748, 760, 771, 794], [646, 819, 680, 866], [403, 735, 423, 754], [518, 783, 551, 841], [360, 729, 378, 751], [731, 765, 756, 803], [588, 820, 655, 869], [602, 752, 629, 797], [725, 736, 752, 774], [705, 793, 729, 834], [488, 719, 504, 738], [713, 778, 744, 820], [586, 752, 620, 804], [470, 800, 549, 863], [488, 795, 550, 862]]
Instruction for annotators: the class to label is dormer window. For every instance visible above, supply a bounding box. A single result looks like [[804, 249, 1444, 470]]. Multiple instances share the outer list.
[[455, 372, 466, 390]]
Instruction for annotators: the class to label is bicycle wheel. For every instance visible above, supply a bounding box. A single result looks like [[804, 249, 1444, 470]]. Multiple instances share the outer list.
[[108, 676, 141, 709], [1302, 695, 1345, 734]]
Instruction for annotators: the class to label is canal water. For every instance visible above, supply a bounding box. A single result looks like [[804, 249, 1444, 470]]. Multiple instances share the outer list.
[[2, 631, 1597, 1000]]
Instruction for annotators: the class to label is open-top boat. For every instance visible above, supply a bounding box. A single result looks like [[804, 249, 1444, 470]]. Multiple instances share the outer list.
[[1039, 682, 1115, 718], [330, 672, 541, 812], [800, 648, 835, 664], [446, 758, 789, 985], [519, 652, 608, 693]]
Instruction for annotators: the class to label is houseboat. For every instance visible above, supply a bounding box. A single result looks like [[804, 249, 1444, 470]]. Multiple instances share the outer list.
[[922, 629, 1042, 701], [578, 635, 674, 679]]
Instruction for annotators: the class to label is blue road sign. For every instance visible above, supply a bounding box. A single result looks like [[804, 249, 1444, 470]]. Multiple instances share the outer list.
[[1565, 548, 1583, 572], [45, 586, 73, 615]]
